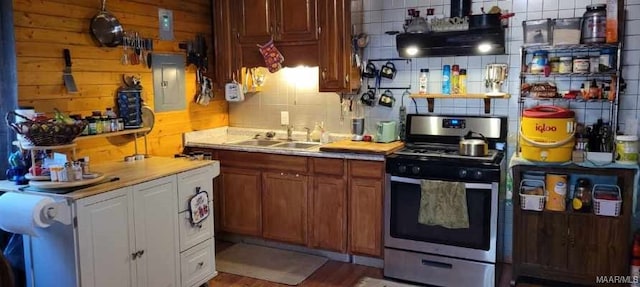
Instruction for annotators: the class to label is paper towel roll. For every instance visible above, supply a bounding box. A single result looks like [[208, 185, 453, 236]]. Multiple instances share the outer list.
[[0, 193, 55, 236]]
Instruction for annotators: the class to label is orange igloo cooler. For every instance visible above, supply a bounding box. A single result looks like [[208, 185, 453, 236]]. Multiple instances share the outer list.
[[519, 105, 576, 162]]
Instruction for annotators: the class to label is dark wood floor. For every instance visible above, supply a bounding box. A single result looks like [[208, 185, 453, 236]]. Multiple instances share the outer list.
[[209, 240, 516, 287]]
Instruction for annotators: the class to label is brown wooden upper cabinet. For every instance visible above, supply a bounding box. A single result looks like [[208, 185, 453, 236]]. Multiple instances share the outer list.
[[214, 0, 361, 93], [235, 0, 317, 44]]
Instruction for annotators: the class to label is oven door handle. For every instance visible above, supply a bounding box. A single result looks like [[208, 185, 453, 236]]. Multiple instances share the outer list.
[[390, 176, 493, 190]]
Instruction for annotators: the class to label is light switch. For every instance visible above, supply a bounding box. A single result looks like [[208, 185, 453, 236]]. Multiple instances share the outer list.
[[158, 8, 174, 41]]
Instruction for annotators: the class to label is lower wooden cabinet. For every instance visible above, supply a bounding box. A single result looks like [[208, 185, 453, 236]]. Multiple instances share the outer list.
[[512, 165, 633, 286], [309, 175, 347, 252], [262, 171, 309, 245], [219, 167, 262, 236], [210, 150, 384, 257]]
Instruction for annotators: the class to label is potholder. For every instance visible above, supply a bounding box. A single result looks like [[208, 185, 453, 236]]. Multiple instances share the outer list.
[[258, 39, 284, 73], [189, 188, 210, 225]]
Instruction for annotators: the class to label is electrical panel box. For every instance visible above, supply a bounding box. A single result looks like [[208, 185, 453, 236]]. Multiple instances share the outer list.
[[152, 53, 185, 112]]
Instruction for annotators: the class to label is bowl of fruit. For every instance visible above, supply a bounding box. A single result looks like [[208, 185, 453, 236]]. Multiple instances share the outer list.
[[6, 109, 87, 146]]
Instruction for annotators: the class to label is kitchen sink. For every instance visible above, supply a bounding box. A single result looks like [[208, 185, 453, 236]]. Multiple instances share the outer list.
[[271, 142, 320, 149], [231, 139, 283, 147]]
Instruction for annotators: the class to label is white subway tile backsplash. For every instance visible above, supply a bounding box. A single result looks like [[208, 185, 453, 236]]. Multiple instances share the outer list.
[[528, 0, 544, 11]]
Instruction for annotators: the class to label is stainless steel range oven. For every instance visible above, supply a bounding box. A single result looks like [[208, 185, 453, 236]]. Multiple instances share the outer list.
[[384, 114, 507, 287]]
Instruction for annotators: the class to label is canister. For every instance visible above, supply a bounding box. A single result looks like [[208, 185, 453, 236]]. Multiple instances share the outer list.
[[615, 135, 639, 164], [545, 173, 567, 211], [573, 56, 590, 73], [559, 57, 573, 73], [530, 51, 548, 74]]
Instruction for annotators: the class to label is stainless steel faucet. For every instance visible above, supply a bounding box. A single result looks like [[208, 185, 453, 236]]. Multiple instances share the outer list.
[[285, 125, 294, 141]]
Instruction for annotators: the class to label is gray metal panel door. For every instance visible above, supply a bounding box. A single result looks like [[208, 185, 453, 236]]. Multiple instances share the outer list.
[[152, 54, 186, 112]]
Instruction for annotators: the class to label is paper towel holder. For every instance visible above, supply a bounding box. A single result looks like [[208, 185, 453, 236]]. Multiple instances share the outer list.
[[43, 201, 72, 226]]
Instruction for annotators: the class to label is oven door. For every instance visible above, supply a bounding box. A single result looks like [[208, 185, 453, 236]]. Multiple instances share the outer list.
[[384, 175, 498, 263]]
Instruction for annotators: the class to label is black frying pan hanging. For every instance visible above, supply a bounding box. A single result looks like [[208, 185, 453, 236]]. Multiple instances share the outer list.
[[90, 0, 124, 47]]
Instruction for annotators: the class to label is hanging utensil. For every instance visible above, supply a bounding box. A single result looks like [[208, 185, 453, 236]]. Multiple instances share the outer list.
[[62, 49, 78, 93], [90, 0, 124, 47], [121, 33, 129, 65]]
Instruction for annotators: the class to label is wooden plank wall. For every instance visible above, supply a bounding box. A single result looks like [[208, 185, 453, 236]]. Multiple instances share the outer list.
[[13, 0, 228, 162]]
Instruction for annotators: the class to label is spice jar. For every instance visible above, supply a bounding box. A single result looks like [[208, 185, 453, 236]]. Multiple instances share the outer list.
[[559, 56, 573, 73], [573, 56, 590, 73], [571, 178, 592, 212], [549, 57, 560, 73]]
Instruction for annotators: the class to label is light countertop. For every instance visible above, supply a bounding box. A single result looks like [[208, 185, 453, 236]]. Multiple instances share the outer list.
[[0, 157, 219, 200], [183, 127, 390, 161]]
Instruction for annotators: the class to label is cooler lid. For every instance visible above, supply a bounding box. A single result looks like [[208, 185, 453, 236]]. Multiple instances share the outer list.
[[523, 105, 575, 118]]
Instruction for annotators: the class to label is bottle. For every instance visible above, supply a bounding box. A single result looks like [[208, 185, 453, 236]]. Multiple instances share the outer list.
[[442, 65, 451, 94], [451, 65, 460, 94], [459, 69, 467, 94], [571, 178, 592, 212], [632, 232, 640, 287], [418, 69, 429, 95], [310, 122, 322, 142]]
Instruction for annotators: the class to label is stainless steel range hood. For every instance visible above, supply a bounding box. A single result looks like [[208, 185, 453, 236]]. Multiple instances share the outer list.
[[396, 27, 506, 58]]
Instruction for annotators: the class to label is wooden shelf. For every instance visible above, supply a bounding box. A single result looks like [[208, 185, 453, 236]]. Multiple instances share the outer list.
[[75, 127, 151, 141], [410, 93, 511, 113]]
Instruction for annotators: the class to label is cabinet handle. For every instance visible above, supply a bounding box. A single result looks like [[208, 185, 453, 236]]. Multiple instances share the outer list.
[[131, 252, 139, 260], [295, 174, 299, 177], [197, 262, 204, 269], [138, 250, 144, 257], [318, 26, 322, 34], [236, 32, 240, 40], [269, 26, 274, 35], [345, 74, 349, 85], [322, 69, 326, 80], [280, 172, 285, 176]]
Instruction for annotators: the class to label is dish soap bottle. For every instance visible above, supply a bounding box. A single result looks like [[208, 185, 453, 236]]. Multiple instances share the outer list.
[[310, 122, 323, 142]]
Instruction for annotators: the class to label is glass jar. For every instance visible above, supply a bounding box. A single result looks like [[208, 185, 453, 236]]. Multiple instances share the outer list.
[[549, 57, 560, 73], [573, 56, 590, 73], [559, 56, 573, 73], [418, 68, 429, 95], [530, 50, 548, 74], [571, 178, 592, 212]]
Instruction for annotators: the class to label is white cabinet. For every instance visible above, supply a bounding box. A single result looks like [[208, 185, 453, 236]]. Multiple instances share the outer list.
[[176, 166, 216, 287], [77, 187, 136, 287], [71, 164, 219, 287], [77, 176, 179, 287]]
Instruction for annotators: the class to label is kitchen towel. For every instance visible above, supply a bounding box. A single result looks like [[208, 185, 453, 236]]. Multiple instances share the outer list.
[[418, 180, 469, 229], [0, 193, 54, 236]]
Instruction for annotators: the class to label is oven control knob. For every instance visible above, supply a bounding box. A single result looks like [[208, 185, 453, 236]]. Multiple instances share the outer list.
[[458, 169, 468, 178], [398, 165, 407, 173], [473, 170, 483, 179], [411, 166, 421, 175]]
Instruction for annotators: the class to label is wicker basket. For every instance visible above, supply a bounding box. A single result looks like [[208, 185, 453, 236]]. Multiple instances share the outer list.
[[6, 111, 87, 146]]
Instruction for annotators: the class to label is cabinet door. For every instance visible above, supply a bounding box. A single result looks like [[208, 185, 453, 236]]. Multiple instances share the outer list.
[[220, 167, 262, 236], [317, 0, 346, 92], [309, 175, 347, 252], [262, 171, 308, 245], [235, 0, 274, 44], [568, 215, 628, 277], [275, 0, 317, 42], [349, 177, 383, 257], [77, 187, 136, 287], [516, 211, 568, 270], [133, 176, 179, 287], [213, 0, 239, 88]]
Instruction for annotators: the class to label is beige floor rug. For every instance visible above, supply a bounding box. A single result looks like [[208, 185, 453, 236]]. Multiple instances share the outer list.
[[216, 243, 328, 285], [355, 277, 420, 287]]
